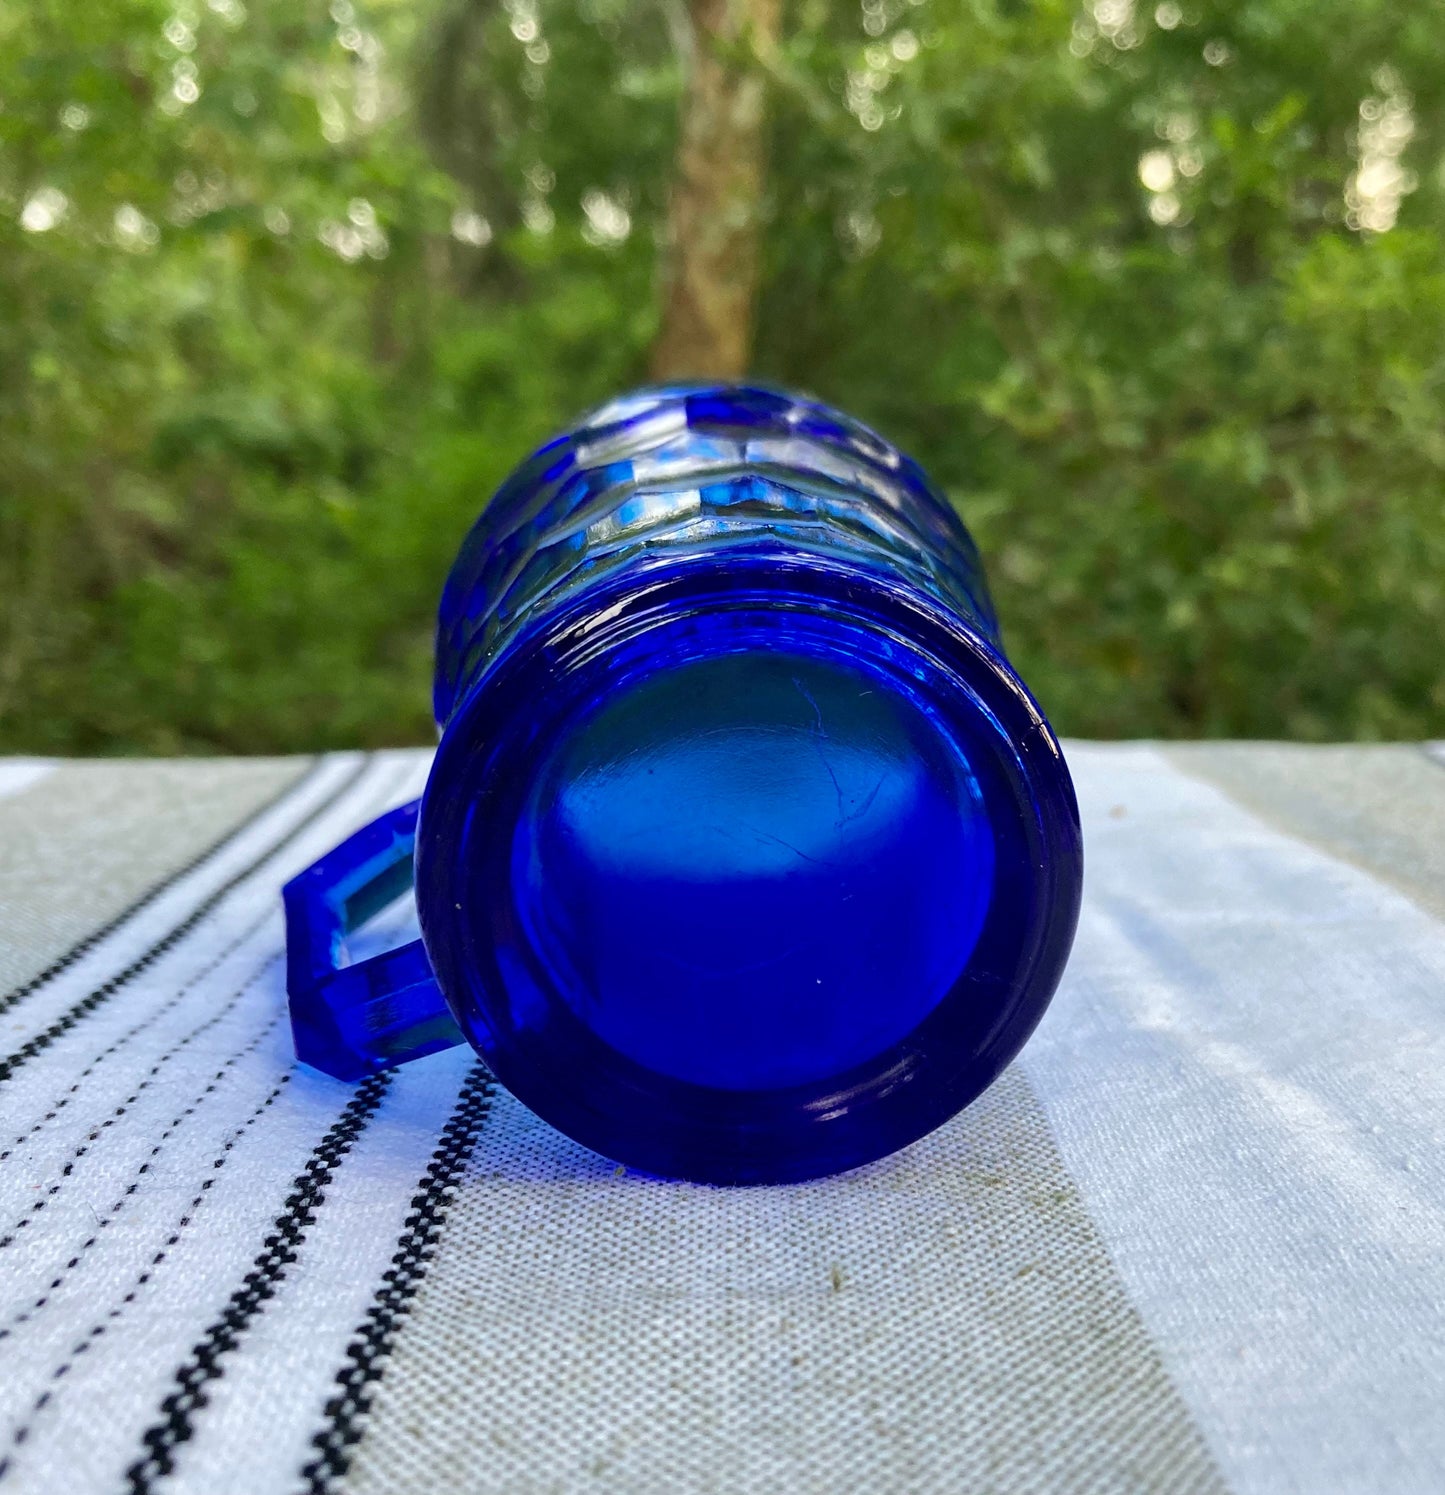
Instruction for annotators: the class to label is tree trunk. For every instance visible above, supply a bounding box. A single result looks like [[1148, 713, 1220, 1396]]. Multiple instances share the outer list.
[[649, 0, 780, 382]]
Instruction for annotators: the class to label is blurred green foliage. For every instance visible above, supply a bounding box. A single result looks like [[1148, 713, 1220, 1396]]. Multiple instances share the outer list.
[[2, 0, 1442, 752]]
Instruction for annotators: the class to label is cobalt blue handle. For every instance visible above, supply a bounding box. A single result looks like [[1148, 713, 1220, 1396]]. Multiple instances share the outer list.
[[283, 799, 463, 1080]]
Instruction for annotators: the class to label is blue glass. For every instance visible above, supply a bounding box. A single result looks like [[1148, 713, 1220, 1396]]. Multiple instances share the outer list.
[[284, 384, 1082, 1183]]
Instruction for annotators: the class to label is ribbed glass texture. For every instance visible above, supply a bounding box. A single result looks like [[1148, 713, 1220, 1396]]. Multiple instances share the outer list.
[[411, 384, 1082, 1183]]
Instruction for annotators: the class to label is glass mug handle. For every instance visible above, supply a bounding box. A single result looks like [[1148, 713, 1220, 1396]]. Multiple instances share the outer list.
[[282, 800, 463, 1080]]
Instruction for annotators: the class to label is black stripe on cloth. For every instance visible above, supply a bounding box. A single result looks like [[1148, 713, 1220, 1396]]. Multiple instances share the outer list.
[[0, 999, 285, 1254], [298, 1066, 497, 1495], [123, 1072, 395, 1495], [0, 754, 372, 1091], [0, 757, 323, 1021], [0, 895, 423, 1337], [0, 1072, 297, 1484], [0, 906, 277, 1166], [0, 1012, 286, 1335]]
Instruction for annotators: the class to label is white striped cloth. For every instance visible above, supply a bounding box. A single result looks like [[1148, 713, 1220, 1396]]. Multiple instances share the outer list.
[[1, 744, 1443, 1494]]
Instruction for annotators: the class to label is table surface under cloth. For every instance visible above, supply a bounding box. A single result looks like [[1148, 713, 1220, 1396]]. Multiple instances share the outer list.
[[1, 744, 1443, 1495]]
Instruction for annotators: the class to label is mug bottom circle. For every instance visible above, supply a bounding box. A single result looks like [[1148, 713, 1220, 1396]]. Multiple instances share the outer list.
[[417, 550, 1081, 1184], [510, 644, 997, 1093]]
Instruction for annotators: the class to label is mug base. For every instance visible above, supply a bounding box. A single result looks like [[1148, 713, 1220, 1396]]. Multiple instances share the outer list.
[[511, 644, 996, 1094], [417, 548, 1081, 1183]]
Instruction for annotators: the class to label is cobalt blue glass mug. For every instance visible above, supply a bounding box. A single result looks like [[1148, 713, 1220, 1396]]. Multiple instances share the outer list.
[[284, 384, 1082, 1184]]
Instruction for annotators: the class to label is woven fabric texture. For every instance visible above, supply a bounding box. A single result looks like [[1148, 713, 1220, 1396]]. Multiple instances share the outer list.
[[0, 745, 1442, 1494]]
